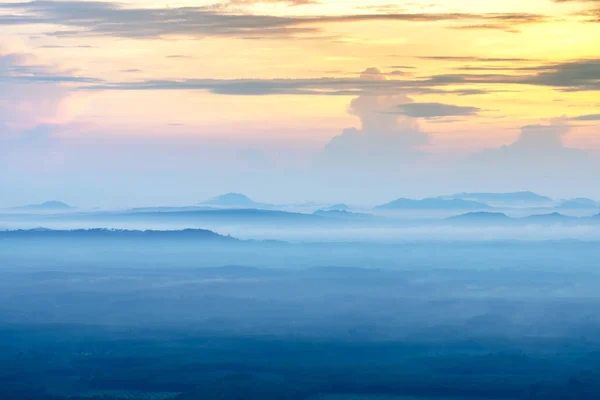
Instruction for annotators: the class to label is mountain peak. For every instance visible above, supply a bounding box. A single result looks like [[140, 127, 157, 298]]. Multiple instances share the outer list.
[[202, 192, 267, 208], [16, 201, 74, 210], [443, 191, 553, 206], [202, 193, 256, 207], [324, 203, 350, 211], [449, 212, 511, 221], [375, 197, 490, 211], [39, 200, 72, 208], [557, 198, 599, 209]]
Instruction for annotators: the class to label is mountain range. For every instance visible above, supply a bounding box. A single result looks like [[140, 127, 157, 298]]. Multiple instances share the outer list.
[[201, 193, 271, 209], [12, 201, 75, 211], [375, 198, 491, 211], [440, 191, 554, 206], [5, 192, 600, 221], [448, 211, 600, 225], [556, 198, 600, 209]]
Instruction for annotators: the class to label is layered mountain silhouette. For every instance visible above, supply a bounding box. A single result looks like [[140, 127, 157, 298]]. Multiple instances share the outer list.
[[323, 203, 350, 211], [201, 193, 271, 208], [448, 211, 595, 225], [313, 209, 375, 219], [556, 198, 599, 209], [523, 212, 578, 223], [375, 198, 491, 210], [0, 228, 233, 241], [447, 212, 512, 223], [441, 191, 553, 206], [13, 201, 74, 211]]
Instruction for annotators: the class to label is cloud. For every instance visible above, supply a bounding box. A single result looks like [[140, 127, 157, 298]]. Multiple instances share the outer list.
[[510, 122, 571, 150], [1, 52, 66, 132], [553, 0, 600, 17], [393, 102, 481, 118], [86, 75, 421, 95], [38, 45, 96, 49], [471, 119, 585, 164], [525, 59, 600, 91], [237, 148, 275, 170], [0, 51, 100, 85], [415, 59, 600, 92], [417, 56, 539, 62], [223, 0, 318, 6], [0, 47, 92, 142], [310, 71, 598, 198], [553, 0, 600, 22], [316, 68, 428, 174], [77, 57, 599, 96], [571, 113, 600, 121], [0, 1, 551, 39], [439, 118, 599, 196]]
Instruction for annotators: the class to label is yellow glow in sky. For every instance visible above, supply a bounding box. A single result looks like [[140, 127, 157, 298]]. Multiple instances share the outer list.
[[1, 0, 599, 151]]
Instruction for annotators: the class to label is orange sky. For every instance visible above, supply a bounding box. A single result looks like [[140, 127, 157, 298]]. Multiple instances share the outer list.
[[1, 0, 600, 151]]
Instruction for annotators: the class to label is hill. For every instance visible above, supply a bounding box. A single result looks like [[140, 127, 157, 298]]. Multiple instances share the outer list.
[[201, 193, 269, 208], [0, 228, 233, 241], [443, 191, 553, 206], [556, 198, 599, 209], [313, 209, 375, 219], [522, 212, 578, 223], [13, 201, 74, 211], [323, 203, 350, 211], [47, 208, 326, 227], [447, 212, 512, 223], [375, 198, 491, 211], [449, 212, 590, 226]]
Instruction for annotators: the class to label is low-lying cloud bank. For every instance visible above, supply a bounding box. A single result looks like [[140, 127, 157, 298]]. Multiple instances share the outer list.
[[1, 56, 599, 206]]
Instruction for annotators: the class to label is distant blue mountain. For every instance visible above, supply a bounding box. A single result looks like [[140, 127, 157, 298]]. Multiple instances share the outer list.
[[13, 201, 74, 211], [313, 209, 375, 219], [556, 198, 599, 209], [447, 212, 511, 223], [449, 211, 585, 225], [523, 212, 578, 223], [442, 191, 553, 206], [323, 203, 350, 211], [201, 193, 270, 208], [0, 228, 233, 241], [375, 198, 491, 210], [54, 208, 326, 227], [130, 206, 216, 212]]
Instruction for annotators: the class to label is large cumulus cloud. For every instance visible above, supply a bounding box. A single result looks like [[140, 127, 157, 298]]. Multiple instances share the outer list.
[[317, 68, 429, 173]]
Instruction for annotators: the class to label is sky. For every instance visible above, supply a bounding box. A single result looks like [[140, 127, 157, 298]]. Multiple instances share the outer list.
[[1, 0, 600, 207]]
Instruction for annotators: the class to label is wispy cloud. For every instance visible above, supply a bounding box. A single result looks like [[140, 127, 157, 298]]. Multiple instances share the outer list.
[[37, 44, 96, 49], [552, 0, 600, 22], [393, 102, 481, 118], [0, 1, 552, 39], [0, 50, 95, 133], [221, 0, 319, 7], [417, 56, 539, 62], [77, 58, 600, 94], [571, 113, 600, 121]]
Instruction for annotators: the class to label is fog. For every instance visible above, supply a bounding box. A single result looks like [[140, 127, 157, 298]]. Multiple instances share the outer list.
[[3, 210, 600, 399], [2, 230, 600, 336], [3, 205, 600, 243]]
